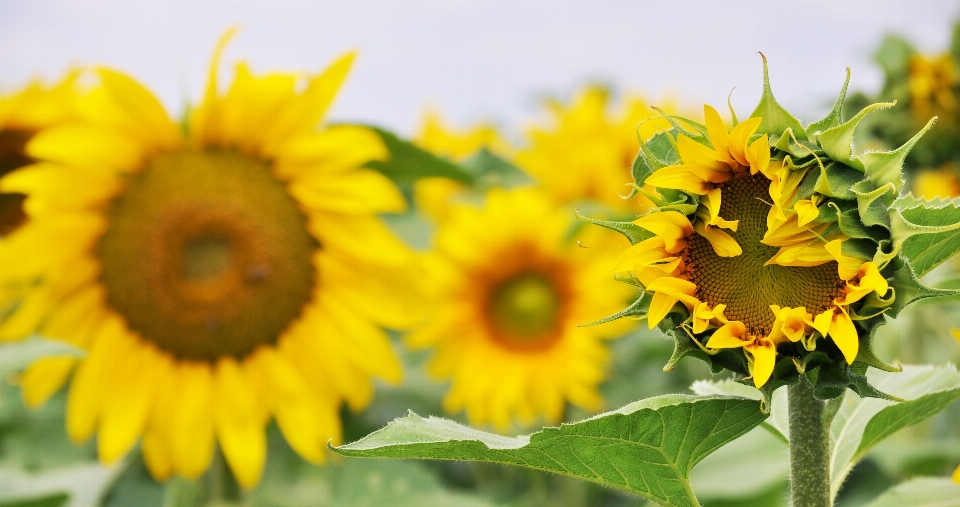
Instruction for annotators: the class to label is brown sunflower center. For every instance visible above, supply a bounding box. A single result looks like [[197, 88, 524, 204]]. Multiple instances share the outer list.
[[97, 149, 317, 362], [0, 129, 34, 235], [485, 267, 567, 351], [683, 172, 844, 336]]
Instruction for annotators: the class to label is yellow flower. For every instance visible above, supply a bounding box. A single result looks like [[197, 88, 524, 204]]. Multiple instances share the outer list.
[[413, 112, 510, 219], [908, 52, 958, 119], [617, 105, 890, 387], [912, 164, 960, 200], [0, 32, 419, 489], [516, 86, 677, 213], [0, 73, 78, 235], [407, 188, 635, 430]]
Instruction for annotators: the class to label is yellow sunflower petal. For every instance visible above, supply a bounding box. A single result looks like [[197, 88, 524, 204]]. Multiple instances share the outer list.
[[170, 363, 216, 479], [745, 339, 776, 388], [20, 356, 76, 409], [141, 426, 173, 481], [633, 211, 693, 253], [794, 199, 820, 227], [214, 357, 267, 490], [825, 240, 866, 281], [645, 166, 715, 194], [289, 168, 406, 215], [98, 344, 162, 464], [26, 125, 146, 173], [706, 321, 748, 349], [829, 306, 859, 364], [694, 221, 742, 257], [645, 277, 698, 328], [260, 51, 356, 153], [274, 125, 387, 178]]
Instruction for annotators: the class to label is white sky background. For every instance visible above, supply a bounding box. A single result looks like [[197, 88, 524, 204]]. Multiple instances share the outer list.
[[1, 0, 959, 137]]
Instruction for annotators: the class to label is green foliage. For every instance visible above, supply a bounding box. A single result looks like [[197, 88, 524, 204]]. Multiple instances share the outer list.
[[864, 477, 960, 507], [892, 196, 960, 278], [362, 126, 474, 189], [0, 494, 68, 507], [692, 365, 960, 503], [749, 54, 807, 140], [334, 395, 767, 507]]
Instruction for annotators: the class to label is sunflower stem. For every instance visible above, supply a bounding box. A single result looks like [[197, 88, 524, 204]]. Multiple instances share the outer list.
[[206, 448, 241, 505], [788, 377, 832, 507]]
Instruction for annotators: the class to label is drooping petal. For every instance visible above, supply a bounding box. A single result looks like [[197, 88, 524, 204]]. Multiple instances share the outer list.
[[633, 211, 694, 253]]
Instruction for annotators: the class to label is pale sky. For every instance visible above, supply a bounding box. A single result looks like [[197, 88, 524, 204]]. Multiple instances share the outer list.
[[2, 0, 958, 136]]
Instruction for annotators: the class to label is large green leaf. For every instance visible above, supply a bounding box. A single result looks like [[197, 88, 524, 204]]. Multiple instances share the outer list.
[[0, 464, 115, 507], [334, 395, 766, 507], [689, 426, 788, 502], [362, 126, 475, 188], [690, 365, 960, 503], [863, 477, 960, 507], [891, 197, 960, 277], [828, 365, 960, 500], [691, 379, 788, 443]]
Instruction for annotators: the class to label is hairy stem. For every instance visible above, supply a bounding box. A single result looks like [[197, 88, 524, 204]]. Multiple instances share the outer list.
[[788, 377, 832, 507]]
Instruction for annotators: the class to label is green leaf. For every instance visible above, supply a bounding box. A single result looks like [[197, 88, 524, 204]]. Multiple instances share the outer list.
[[0, 464, 115, 507], [575, 210, 652, 246], [859, 117, 936, 193], [0, 338, 84, 376], [362, 126, 475, 187], [817, 101, 895, 171], [892, 197, 960, 277], [461, 148, 531, 190], [864, 477, 960, 507], [691, 379, 788, 443], [0, 494, 68, 507], [693, 366, 960, 504], [250, 455, 498, 507], [806, 68, 851, 140], [887, 260, 957, 317], [334, 395, 768, 507], [749, 54, 807, 140], [689, 427, 788, 502], [828, 365, 960, 501], [873, 35, 916, 78]]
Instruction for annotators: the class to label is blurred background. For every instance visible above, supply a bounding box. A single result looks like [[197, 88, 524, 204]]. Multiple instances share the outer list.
[[2, 1, 960, 507], [2, 0, 958, 134]]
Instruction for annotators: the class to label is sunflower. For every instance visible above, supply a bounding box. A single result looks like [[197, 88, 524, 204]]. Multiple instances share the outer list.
[[908, 52, 958, 120], [912, 163, 960, 200], [406, 188, 635, 430], [0, 73, 78, 235], [515, 86, 677, 214], [412, 112, 511, 219], [595, 61, 938, 394], [0, 32, 419, 488]]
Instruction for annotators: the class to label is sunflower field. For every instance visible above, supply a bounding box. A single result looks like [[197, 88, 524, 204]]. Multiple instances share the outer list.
[[2, 3, 960, 507]]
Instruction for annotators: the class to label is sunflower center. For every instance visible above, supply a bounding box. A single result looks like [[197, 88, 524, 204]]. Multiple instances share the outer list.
[[487, 271, 563, 349], [0, 129, 34, 235], [97, 149, 317, 362], [684, 172, 845, 337]]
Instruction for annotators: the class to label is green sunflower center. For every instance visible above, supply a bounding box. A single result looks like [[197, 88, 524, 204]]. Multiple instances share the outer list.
[[684, 172, 844, 336], [487, 271, 564, 350], [97, 149, 317, 362], [0, 129, 34, 235]]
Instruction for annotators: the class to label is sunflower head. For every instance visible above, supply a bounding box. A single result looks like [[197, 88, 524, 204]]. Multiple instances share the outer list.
[[0, 73, 78, 235], [0, 31, 420, 489], [591, 56, 955, 403]]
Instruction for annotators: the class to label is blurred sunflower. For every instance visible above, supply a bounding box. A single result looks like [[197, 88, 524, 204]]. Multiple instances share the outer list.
[[515, 86, 677, 214], [0, 31, 419, 488], [412, 111, 511, 219], [0, 73, 78, 235], [912, 163, 960, 200], [407, 188, 635, 430], [908, 52, 958, 120]]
